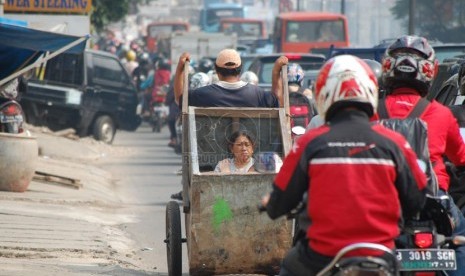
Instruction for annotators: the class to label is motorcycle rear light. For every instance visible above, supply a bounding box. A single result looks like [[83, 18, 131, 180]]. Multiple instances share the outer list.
[[414, 272, 436, 276], [414, 232, 433, 248], [1, 104, 21, 116]]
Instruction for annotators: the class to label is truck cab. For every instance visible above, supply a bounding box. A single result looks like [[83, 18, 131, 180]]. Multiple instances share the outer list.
[[146, 21, 190, 54], [200, 2, 244, 33], [20, 49, 141, 144]]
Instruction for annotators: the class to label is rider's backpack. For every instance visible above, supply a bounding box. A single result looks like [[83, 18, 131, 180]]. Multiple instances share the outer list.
[[289, 92, 313, 129], [377, 98, 439, 196]]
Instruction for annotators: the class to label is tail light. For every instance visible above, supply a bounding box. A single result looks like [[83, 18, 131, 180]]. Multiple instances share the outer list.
[[1, 103, 22, 116], [414, 272, 436, 276], [414, 232, 433, 248]]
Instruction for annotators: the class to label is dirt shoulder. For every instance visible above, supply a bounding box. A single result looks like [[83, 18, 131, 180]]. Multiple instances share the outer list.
[[0, 126, 153, 275]]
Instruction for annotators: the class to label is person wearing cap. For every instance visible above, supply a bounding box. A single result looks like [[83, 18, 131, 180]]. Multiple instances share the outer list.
[[173, 49, 288, 107]]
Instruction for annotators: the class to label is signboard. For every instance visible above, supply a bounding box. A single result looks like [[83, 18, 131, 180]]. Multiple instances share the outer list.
[[4, 0, 92, 14]]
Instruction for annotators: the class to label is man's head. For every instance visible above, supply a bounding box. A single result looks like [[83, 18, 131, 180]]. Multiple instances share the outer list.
[[315, 55, 379, 121], [382, 35, 438, 96], [215, 49, 242, 78]]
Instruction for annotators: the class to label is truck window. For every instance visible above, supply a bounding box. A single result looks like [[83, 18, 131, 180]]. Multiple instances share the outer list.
[[223, 22, 261, 37], [92, 55, 128, 87], [275, 12, 349, 53], [286, 20, 345, 43], [44, 54, 83, 86]]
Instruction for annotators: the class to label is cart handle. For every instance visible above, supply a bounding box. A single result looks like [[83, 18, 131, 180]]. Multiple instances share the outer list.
[[182, 60, 189, 115], [281, 64, 291, 140]]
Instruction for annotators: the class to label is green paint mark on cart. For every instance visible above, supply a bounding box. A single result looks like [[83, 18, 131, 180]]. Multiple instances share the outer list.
[[212, 198, 233, 232]]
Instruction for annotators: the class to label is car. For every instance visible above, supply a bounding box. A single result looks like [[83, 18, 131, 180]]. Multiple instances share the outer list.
[[240, 53, 261, 71], [327, 47, 386, 62], [247, 53, 326, 92], [433, 44, 465, 63]]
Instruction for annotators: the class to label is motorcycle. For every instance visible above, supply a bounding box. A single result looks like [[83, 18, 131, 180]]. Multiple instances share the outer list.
[[317, 242, 399, 276], [0, 98, 24, 134], [149, 85, 169, 133], [258, 200, 399, 276], [396, 195, 465, 275]]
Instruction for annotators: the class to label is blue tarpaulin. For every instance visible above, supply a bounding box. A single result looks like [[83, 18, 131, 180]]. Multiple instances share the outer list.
[[0, 21, 88, 83]]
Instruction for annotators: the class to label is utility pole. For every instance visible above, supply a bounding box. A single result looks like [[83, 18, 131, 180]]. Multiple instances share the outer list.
[[341, 0, 346, 14], [408, 0, 416, 34]]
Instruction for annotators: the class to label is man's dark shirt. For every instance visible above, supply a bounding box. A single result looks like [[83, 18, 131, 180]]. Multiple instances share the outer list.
[[183, 81, 278, 107]]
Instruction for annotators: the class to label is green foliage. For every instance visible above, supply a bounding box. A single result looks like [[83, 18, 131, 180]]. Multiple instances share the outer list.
[[390, 0, 465, 42], [91, 0, 150, 32]]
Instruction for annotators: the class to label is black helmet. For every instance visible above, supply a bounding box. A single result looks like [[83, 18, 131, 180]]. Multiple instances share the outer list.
[[198, 58, 214, 73], [458, 61, 465, 95], [382, 35, 438, 96], [157, 58, 171, 70], [138, 52, 151, 66]]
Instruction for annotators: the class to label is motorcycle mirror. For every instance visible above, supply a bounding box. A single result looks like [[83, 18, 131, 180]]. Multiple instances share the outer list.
[[254, 152, 283, 173], [291, 126, 306, 136]]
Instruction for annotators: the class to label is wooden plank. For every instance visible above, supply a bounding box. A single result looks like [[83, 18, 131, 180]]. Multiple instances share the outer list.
[[33, 171, 82, 189], [193, 107, 281, 118]]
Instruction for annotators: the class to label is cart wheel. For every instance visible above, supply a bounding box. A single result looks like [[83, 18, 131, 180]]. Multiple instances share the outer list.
[[165, 200, 182, 276]]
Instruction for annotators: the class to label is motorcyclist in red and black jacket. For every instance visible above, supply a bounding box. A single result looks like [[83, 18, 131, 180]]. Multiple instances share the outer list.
[[376, 35, 465, 276], [261, 55, 427, 276]]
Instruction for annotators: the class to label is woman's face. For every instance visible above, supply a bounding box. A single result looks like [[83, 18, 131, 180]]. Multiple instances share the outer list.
[[230, 135, 254, 163]]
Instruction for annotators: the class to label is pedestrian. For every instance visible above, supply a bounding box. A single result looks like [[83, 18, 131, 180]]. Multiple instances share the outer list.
[[173, 48, 287, 108], [165, 80, 179, 148], [261, 55, 427, 276], [378, 35, 465, 276]]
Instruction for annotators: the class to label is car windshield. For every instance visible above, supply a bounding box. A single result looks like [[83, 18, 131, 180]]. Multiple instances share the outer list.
[[434, 46, 465, 63]]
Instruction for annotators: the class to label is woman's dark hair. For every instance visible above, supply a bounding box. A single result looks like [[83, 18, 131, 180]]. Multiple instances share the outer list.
[[226, 130, 255, 153], [215, 64, 242, 77]]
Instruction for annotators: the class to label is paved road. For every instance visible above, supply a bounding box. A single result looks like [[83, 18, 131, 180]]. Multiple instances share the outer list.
[[97, 122, 188, 275]]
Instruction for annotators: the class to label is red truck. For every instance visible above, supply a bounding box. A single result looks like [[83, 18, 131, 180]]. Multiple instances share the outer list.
[[145, 21, 190, 54], [272, 12, 350, 53]]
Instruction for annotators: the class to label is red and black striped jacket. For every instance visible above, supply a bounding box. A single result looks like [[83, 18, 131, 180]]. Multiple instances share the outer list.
[[266, 109, 427, 256]]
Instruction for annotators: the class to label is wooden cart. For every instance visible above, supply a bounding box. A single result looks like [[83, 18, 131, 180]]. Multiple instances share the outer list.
[[165, 64, 293, 276]]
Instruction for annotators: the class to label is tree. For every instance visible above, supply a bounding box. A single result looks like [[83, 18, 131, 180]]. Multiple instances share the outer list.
[[391, 0, 465, 43], [91, 0, 150, 32]]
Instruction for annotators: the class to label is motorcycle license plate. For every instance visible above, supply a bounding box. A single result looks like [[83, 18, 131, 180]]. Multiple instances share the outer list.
[[0, 114, 22, 123], [396, 249, 456, 271]]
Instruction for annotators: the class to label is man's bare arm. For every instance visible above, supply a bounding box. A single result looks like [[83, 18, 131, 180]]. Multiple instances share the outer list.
[[271, 56, 288, 107], [174, 52, 190, 105]]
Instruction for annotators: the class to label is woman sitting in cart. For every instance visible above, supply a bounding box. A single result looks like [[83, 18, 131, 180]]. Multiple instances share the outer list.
[[214, 130, 256, 173]]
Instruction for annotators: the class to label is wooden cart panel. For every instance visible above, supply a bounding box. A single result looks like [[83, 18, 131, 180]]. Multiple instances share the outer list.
[[181, 107, 293, 275], [187, 174, 293, 275]]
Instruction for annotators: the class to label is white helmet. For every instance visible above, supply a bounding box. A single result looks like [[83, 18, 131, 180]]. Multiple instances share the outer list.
[[240, 71, 259, 85], [207, 70, 219, 84], [189, 72, 210, 90], [315, 55, 379, 120]]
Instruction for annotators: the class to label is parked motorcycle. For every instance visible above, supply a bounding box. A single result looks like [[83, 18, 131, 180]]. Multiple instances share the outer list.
[[0, 98, 24, 134]]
